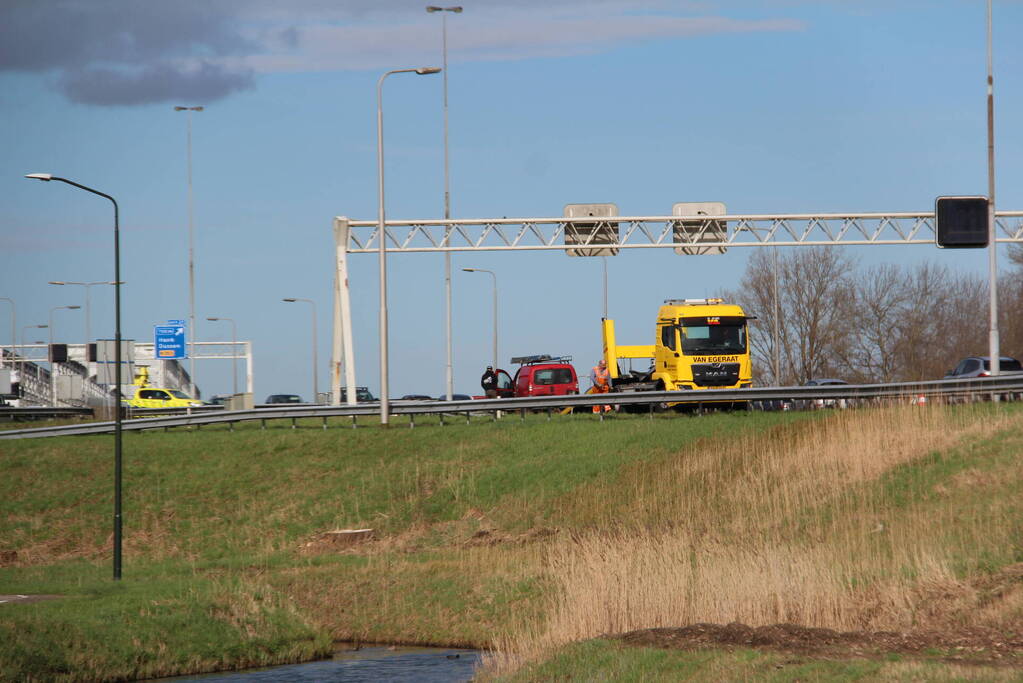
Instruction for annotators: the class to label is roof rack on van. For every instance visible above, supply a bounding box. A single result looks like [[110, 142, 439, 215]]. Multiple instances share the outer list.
[[510, 354, 573, 365]]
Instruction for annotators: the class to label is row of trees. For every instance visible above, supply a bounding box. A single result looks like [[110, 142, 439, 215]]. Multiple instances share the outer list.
[[724, 246, 1023, 386]]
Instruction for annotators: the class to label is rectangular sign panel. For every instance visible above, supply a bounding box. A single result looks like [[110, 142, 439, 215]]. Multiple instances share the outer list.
[[673, 202, 727, 255], [564, 203, 619, 257], [96, 340, 135, 385], [155, 324, 186, 359], [935, 196, 989, 249]]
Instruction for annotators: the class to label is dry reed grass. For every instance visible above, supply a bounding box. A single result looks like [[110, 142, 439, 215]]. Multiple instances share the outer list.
[[483, 405, 1023, 676]]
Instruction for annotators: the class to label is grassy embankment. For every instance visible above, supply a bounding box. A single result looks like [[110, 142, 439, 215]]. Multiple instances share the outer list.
[[2, 404, 1023, 681], [0, 409, 799, 680]]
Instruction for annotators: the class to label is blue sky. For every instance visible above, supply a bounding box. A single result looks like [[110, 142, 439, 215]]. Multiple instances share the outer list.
[[2, 0, 1022, 400]]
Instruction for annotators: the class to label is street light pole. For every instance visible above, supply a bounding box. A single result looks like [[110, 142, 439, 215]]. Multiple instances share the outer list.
[[22, 324, 47, 350], [0, 298, 13, 368], [377, 66, 442, 425], [174, 105, 204, 397], [282, 299, 318, 403], [601, 256, 608, 319], [463, 268, 498, 369], [48, 304, 80, 406], [985, 0, 1000, 377], [26, 173, 124, 580], [206, 317, 238, 396], [48, 305, 81, 348], [48, 281, 118, 343], [772, 247, 781, 384], [427, 5, 463, 402]]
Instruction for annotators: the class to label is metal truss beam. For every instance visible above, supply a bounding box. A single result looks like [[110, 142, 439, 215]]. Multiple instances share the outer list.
[[337, 211, 1023, 253], [329, 210, 1023, 410]]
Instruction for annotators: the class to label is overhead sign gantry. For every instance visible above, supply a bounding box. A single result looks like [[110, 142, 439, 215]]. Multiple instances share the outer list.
[[330, 208, 1023, 408]]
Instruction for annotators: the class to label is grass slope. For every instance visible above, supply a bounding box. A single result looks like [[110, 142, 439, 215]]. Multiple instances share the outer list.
[[1, 405, 1021, 681]]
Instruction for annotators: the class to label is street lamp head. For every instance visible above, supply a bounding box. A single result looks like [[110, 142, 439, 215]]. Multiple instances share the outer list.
[[282, 298, 297, 303], [67, 305, 81, 310], [426, 5, 441, 11], [462, 268, 476, 272], [416, 67, 442, 75], [448, 6, 463, 11], [206, 317, 219, 321], [48, 281, 66, 285], [25, 173, 53, 181], [174, 106, 204, 112]]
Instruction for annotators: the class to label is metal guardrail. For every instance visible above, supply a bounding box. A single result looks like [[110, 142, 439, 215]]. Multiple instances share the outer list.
[[0, 405, 225, 422], [1, 375, 1022, 441], [0, 406, 94, 420]]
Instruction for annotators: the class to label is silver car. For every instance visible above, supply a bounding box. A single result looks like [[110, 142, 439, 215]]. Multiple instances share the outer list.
[[945, 356, 1023, 379]]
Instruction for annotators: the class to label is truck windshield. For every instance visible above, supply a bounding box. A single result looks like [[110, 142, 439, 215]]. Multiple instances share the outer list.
[[679, 320, 747, 355]]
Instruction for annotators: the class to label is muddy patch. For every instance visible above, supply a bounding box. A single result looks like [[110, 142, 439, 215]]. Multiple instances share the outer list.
[[613, 622, 1023, 666]]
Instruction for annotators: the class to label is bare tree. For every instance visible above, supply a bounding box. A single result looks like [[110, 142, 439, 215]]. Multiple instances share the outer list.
[[999, 244, 1023, 361], [835, 264, 909, 383], [729, 247, 856, 385], [776, 247, 858, 384], [725, 249, 783, 384], [894, 263, 986, 381]]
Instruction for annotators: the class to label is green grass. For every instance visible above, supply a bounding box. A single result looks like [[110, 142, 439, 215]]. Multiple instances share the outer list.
[[1, 411, 792, 680], [3, 406, 1023, 680], [495, 639, 1020, 682]]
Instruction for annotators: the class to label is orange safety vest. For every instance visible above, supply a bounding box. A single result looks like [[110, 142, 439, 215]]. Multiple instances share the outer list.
[[593, 365, 609, 388]]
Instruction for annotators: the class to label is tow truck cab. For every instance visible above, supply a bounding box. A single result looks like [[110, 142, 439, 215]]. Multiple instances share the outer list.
[[603, 298, 754, 392]]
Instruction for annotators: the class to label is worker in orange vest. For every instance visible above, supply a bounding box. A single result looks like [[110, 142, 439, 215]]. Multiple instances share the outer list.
[[590, 359, 611, 413]]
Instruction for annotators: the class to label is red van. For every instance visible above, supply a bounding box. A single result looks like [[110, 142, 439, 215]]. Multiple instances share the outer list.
[[509, 355, 579, 398]]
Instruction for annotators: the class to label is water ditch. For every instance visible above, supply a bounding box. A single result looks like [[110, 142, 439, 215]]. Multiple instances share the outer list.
[[158, 646, 482, 682]]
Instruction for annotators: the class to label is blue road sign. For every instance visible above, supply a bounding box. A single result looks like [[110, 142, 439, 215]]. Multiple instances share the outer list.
[[155, 324, 186, 359]]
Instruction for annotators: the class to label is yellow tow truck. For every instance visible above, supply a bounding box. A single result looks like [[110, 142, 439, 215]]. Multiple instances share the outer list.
[[122, 366, 203, 408], [602, 298, 754, 408]]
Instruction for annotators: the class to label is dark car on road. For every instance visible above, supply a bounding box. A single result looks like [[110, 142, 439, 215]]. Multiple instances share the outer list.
[[801, 378, 851, 410], [264, 394, 304, 404], [340, 387, 376, 403]]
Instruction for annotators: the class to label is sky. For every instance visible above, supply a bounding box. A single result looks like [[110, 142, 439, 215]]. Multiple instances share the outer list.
[[2, 0, 1022, 401]]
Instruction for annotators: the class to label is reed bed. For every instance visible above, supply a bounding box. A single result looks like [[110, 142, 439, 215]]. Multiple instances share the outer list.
[[484, 404, 1023, 676]]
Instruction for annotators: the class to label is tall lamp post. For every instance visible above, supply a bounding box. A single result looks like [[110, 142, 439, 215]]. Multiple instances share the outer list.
[[174, 105, 204, 397], [600, 256, 608, 319], [48, 281, 118, 343], [462, 268, 498, 370], [985, 0, 1000, 376], [26, 173, 124, 581], [206, 317, 238, 396], [282, 299, 318, 403], [0, 297, 13, 368], [22, 324, 47, 350], [377, 66, 442, 425], [426, 5, 463, 402], [48, 304, 81, 405]]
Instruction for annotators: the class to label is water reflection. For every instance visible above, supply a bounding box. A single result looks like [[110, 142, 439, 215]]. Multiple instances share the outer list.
[[169, 647, 481, 682]]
